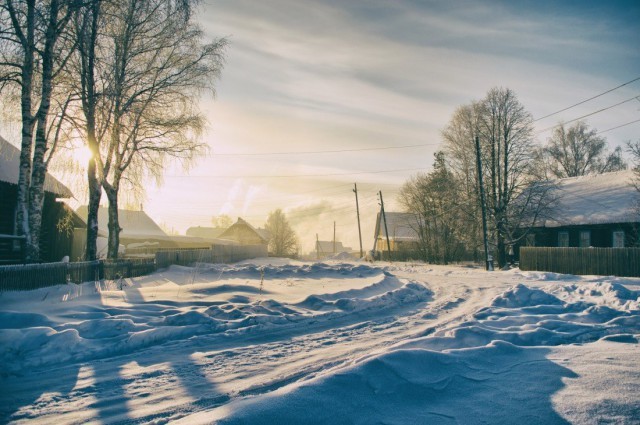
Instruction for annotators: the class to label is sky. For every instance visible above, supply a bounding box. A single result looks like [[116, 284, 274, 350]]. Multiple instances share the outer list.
[[140, 0, 640, 253], [6, 0, 639, 254]]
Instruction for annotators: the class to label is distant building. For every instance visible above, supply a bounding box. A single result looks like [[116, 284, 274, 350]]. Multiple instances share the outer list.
[[313, 240, 353, 259], [75, 206, 211, 257], [218, 217, 270, 246], [518, 170, 639, 251], [373, 212, 421, 253], [0, 136, 85, 263]]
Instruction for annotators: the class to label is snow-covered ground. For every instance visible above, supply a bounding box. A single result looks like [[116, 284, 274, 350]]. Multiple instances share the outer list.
[[1, 259, 639, 424]]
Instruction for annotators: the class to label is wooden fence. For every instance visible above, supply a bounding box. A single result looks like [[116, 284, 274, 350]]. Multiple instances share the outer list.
[[0, 245, 268, 292], [0, 259, 158, 291], [155, 245, 267, 269], [519, 247, 640, 277]]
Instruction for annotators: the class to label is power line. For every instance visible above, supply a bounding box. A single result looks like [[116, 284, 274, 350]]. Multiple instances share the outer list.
[[166, 167, 428, 179], [209, 143, 436, 156], [536, 94, 639, 134], [596, 118, 640, 135], [534, 76, 640, 122]]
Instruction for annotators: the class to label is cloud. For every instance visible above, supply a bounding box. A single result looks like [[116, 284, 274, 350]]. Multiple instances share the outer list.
[[140, 0, 640, 239]]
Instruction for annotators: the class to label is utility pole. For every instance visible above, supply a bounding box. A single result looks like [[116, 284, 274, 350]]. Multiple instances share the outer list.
[[333, 221, 336, 254], [475, 135, 491, 271], [353, 183, 363, 258], [379, 191, 392, 262]]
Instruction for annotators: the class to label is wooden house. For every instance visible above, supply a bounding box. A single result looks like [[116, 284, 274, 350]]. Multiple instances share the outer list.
[[74, 206, 212, 258], [0, 136, 85, 263], [313, 240, 353, 259], [217, 217, 270, 247], [518, 170, 639, 252], [373, 212, 421, 253]]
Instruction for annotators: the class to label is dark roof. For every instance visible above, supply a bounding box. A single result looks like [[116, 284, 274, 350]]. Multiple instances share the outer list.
[[0, 135, 73, 198], [76, 206, 167, 237]]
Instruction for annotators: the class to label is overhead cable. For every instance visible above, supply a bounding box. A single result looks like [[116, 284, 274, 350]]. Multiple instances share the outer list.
[[534, 76, 640, 122]]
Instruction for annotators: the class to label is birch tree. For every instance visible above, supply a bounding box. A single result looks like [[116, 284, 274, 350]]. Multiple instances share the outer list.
[[72, 0, 103, 260], [102, 0, 224, 259], [0, 0, 79, 261], [70, 0, 225, 259]]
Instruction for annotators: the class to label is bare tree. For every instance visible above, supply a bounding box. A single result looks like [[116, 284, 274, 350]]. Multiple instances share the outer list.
[[265, 209, 298, 257], [0, 0, 79, 261], [442, 102, 484, 261], [399, 152, 462, 264], [626, 139, 640, 192], [71, 0, 104, 261], [542, 121, 627, 178], [443, 87, 554, 267], [70, 0, 225, 259], [478, 87, 536, 266]]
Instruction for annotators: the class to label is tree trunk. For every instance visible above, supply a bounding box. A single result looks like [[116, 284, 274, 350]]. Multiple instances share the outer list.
[[496, 220, 507, 268], [19, 0, 61, 262], [80, 0, 102, 261], [15, 0, 36, 253], [86, 160, 101, 260], [105, 187, 120, 259]]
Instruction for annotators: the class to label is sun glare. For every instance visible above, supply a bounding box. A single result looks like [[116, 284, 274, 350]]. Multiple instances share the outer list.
[[74, 146, 93, 165]]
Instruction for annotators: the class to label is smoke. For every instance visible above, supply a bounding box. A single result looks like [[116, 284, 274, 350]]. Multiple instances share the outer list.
[[284, 199, 379, 256]]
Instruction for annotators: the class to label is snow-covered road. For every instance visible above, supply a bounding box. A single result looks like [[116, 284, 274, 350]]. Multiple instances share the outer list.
[[1, 260, 639, 424]]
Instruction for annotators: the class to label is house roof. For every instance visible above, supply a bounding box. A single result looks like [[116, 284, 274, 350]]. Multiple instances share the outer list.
[[375, 212, 421, 241], [76, 206, 167, 237], [185, 226, 227, 239], [541, 170, 638, 227], [218, 217, 270, 243], [315, 240, 351, 254], [0, 135, 73, 198]]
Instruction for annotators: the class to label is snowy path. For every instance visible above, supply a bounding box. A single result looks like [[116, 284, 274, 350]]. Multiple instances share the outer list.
[[2, 261, 638, 424]]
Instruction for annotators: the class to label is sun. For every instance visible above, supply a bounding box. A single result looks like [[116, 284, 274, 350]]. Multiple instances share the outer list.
[[73, 145, 93, 166]]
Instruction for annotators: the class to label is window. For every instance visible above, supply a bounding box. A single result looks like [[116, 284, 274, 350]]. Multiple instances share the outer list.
[[558, 232, 569, 247], [613, 231, 625, 248], [580, 231, 591, 248]]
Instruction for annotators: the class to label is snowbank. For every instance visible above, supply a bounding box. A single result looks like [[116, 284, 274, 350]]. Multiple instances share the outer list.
[[0, 263, 431, 374], [207, 278, 640, 424]]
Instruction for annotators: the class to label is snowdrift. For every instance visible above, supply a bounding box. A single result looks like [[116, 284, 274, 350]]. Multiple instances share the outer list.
[[208, 276, 640, 424]]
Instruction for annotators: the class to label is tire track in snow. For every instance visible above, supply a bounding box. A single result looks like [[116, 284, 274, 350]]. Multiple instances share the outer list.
[[2, 265, 518, 424]]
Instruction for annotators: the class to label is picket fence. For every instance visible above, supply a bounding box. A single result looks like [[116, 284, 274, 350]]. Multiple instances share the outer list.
[[0, 245, 267, 292], [519, 247, 640, 277]]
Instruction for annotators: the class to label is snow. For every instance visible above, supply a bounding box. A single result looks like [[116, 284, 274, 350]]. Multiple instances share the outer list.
[[0, 135, 73, 198], [541, 170, 638, 227], [1, 259, 639, 424]]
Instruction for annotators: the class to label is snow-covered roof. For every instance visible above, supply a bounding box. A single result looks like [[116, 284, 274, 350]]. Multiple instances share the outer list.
[[375, 212, 421, 241], [315, 241, 351, 254], [219, 217, 270, 243], [0, 135, 73, 198], [185, 226, 227, 239], [76, 206, 167, 237], [542, 170, 638, 227]]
